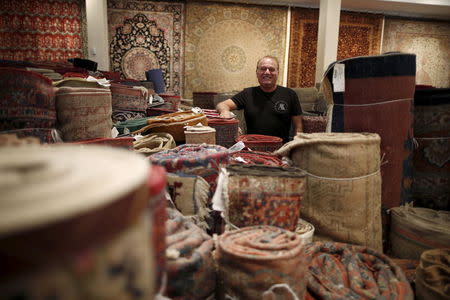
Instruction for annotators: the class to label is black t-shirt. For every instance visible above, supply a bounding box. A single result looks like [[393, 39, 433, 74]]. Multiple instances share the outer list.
[[232, 85, 302, 143]]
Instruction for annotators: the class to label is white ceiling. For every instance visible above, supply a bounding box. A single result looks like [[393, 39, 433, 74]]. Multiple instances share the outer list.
[[204, 0, 450, 21]]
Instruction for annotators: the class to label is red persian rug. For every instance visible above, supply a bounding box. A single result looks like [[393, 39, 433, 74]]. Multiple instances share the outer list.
[[288, 8, 383, 88], [107, 0, 184, 95], [0, 0, 87, 62]]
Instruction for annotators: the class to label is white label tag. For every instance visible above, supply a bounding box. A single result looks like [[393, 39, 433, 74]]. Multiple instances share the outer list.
[[332, 63, 345, 92]]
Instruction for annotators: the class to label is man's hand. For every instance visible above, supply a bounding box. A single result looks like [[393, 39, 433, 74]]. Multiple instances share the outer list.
[[216, 99, 238, 119], [219, 111, 232, 118]]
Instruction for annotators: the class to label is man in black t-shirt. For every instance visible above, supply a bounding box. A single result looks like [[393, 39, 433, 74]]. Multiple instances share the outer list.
[[216, 56, 302, 143]]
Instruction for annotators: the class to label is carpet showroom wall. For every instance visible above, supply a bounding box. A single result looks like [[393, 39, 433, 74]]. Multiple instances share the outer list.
[[184, 1, 287, 99], [108, 0, 184, 95], [382, 17, 450, 88], [288, 8, 383, 88], [0, 0, 87, 62]]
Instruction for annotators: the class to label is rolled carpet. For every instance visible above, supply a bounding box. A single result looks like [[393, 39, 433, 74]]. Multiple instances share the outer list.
[[236, 134, 283, 153], [165, 208, 215, 299], [216, 225, 311, 299], [415, 248, 450, 300], [305, 241, 414, 300]]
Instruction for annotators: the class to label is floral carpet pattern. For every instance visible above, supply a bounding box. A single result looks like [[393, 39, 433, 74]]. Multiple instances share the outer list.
[[184, 1, 287, 98], [108, 0, 184, 94], [382, 17, 450, 88], [288, 8, 383, 88], [0, 0, 87, 62]]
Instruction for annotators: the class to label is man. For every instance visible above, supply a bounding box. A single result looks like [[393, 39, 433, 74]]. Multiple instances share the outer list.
[[216, 56, 302, 143]]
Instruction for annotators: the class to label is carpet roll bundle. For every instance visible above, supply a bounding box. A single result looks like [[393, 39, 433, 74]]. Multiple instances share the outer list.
[[412, 87, 450, 211], [302, 115, 327, 133], [53, 77, 106, 89], [70, 137, 135, 149], [159, 94, 181, 110], [55, 87, 112, 142], [146, 106, 178, 117], [149, 144, 230, 201], [114, 117, 152, 135], [236, 134, 283, 152], [184, 124, 216, 145], [166, 173, 210, 230], [276, 132, 383, 251], [110, 83, 149, 123], [305, 241, 414, 300], [193, 92, 218, 109], [323, 53, 416, 219], [0, 145, 155, 299], [230, 150, 284, 167], [135, 111, 208, 142], [133, 132, 176, 156], [224, 164, 306, 231], [165, 208, 215, 299], [216, 225, 311, 300], [0, 67, 56, 140], [389, 206, 450, 259], [389, 258, 419, 284], [415, 248, 450, 300], [148, 165, 168, 292], [0, 128, 55, 144], [207, 117, 239, 149]]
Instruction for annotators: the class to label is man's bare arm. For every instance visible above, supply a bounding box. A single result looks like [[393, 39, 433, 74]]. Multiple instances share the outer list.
[[292, 115, 303, 136], [216, 99, 238, 118]]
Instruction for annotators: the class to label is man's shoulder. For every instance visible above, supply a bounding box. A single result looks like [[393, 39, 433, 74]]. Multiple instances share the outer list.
[[276, 85, 298, 96]]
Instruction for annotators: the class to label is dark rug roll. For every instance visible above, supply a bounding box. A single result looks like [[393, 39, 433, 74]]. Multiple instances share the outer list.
[[412, 87, 450, 211], [164, 208, 215, 300], [0, 67, 56, 131]]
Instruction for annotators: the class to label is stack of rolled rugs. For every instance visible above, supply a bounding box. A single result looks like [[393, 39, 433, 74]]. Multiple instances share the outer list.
[[0, 67, 57, 143], [149, 144, 230, 201], [110, 83, 149, 123]]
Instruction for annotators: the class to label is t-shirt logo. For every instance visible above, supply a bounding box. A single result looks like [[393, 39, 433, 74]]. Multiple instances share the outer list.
[[274, 101, 288, 113]]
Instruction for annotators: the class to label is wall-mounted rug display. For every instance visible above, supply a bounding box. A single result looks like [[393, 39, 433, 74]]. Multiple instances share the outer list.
[[0, 0, 87, 62], [288, 8, 383, 88], [382, 18, 450, 88], [107, 0, 184, 94], [184, 1, 287, 98]]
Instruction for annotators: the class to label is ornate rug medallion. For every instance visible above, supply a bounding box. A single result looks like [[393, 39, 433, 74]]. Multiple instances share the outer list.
[[108, 1, 184, 94], [185, 2, 287, 98]]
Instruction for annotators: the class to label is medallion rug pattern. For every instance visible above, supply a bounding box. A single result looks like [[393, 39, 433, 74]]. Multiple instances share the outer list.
[[0, 0, 87, 62], [184, 1, 287, 98], [108, 0, 184, 95], [288, 8, 383, 88], [382, 18, 450, 88]]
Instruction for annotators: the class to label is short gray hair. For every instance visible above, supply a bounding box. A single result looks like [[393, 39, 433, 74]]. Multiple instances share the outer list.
[[256, 56, 279, 71]]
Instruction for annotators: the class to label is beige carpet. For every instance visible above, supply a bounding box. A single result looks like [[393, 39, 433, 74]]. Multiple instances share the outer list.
[[184, 1, 287, 98]]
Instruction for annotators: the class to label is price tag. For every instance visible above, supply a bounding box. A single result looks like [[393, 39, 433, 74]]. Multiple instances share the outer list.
[[332, 63, 345, 92]]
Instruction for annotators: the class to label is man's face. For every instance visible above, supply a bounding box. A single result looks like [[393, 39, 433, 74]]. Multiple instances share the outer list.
[[256, 58, 278, 90]]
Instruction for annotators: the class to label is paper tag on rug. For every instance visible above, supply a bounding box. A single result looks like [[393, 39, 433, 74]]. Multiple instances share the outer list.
[[332, 63, 345, 92]]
